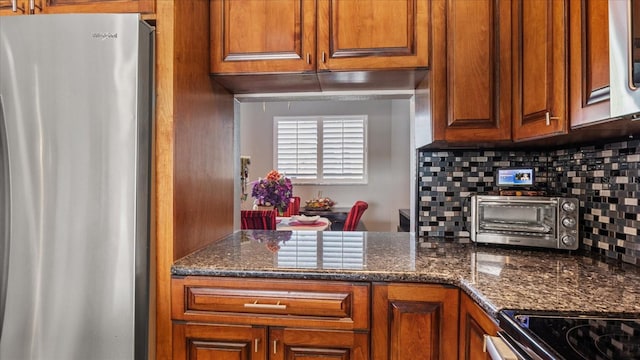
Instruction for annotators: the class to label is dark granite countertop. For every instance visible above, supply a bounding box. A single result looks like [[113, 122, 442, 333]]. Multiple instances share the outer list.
[[171, 231, 640, 318]]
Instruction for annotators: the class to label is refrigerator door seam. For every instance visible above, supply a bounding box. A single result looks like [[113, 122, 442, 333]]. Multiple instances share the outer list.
[[0, 94, 11, 339]]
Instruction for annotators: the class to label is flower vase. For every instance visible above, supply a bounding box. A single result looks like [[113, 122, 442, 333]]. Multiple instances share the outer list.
[[253, 204, 274, 211]]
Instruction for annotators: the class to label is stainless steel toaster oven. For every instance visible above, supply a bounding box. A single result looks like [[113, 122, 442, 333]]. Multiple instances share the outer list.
[[470, 195, 579, 250]]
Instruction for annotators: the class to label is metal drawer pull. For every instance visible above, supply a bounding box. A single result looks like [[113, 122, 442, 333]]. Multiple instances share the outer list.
[[12, 0, 25, 13], [545, 111, 560, 126], [254, 338, 259, 353], [243, 300, 287, 310], [273, 340, 277, 354], [29, 0, 42, 13]]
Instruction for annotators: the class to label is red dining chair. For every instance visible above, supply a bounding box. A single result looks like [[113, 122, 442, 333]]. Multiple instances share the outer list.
[[281, 196, 301, 217], [343, 201, 368, 231], [241, 209, 277, 230]]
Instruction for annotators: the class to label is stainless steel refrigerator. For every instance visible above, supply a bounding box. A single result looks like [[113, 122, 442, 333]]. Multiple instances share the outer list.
[[0, 13, 153, 360]]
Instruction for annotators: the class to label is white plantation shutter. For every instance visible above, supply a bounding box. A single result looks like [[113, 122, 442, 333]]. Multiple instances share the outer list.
[[275, 115, 367, 184], [323, 116, 365, 180], [276, 118, 318, 179]]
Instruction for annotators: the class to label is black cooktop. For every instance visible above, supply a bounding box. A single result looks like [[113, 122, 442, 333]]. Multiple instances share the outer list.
[[499, 310, 640, 360]]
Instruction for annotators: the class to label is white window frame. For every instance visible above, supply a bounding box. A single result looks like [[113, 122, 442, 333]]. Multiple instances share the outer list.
[[274, 115, 368, 185]]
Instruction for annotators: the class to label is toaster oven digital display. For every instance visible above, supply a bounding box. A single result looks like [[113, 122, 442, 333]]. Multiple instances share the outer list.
[[496, 168, 534, 187]]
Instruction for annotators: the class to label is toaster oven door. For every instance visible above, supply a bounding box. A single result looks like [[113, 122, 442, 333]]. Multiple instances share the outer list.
[[472, 197, 558, 245]]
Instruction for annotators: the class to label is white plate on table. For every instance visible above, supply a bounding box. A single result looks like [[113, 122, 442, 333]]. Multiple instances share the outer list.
[[292, 215, 320, 224]]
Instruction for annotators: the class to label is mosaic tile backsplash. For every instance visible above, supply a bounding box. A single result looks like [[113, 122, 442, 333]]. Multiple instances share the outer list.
[[417, 138, 640, 265]]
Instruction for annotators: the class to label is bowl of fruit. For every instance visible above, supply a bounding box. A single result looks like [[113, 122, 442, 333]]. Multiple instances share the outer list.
[[304, 197, 335, 211]]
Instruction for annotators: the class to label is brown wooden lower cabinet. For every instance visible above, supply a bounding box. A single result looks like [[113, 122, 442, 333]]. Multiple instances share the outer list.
[[270, 328, 369, 360], [173, 322, 267, 360], [172, 276, 371, 360], [172, 277, 498, 360], [458, 293, 499, 360], [371, 283, 460, 360], [173, 322, 368, 360]]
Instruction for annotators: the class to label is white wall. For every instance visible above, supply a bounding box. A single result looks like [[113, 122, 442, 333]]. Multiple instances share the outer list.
[[238, 99, 412, 231]]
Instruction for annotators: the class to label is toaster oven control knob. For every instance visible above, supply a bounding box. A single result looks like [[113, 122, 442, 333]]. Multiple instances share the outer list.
[[562, 201, 576, 212], [561, 235, 576, 247], [562, 217, 577, 228]]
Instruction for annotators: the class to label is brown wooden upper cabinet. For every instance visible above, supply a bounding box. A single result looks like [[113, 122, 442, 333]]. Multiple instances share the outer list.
[[512, 0, 568, 141], [428, 0, 569, 144], [0, 0, 24, 15], [429, 0, 513, 143], [210, 0, 316, 74], [210, 0, 429, 75], [0, 0, 154, 15], [569, 0, 610, 128], [317, 0, 429, 71]]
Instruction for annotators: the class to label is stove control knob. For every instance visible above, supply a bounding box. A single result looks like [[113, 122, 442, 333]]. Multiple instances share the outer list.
[[562, 201, 576, 212], [562, 217, 577, 228], [561, 235, 576, 247]]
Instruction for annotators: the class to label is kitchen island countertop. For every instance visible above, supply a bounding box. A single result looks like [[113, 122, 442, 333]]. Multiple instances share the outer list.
[[172, 231, 640, 318]]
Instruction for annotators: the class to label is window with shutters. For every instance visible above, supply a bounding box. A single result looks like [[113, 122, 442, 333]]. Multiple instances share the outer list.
[[274, 115, 367, 184]]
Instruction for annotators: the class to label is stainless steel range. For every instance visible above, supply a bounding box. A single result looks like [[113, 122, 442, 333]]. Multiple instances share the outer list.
[[490, 310, 640, 360]]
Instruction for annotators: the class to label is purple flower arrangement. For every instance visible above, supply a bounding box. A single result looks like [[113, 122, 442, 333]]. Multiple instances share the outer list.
[[251, 170, 293, 214]]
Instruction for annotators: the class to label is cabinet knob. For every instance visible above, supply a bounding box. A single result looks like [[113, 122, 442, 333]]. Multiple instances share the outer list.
[[545, 111, 560, 126]]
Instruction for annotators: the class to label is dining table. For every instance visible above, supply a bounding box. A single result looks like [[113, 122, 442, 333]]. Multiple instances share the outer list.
[[298, 206, 351, 230], [276, 216, 331, 231]]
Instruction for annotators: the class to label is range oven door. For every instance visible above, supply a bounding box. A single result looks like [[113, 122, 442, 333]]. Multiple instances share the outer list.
[[484, 332, 545, 360]]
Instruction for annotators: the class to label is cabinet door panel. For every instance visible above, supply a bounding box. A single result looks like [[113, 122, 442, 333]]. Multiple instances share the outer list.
[[449, 0, 492, 127], [521, 1, 548, 118], [459, 294, 498, 360], [431, 0, 512, 143], [173, 323, 267, 360], [371, 283, 459, 360], [270, 328, 369, 360], [513, 0, 568, 141], [389, 301, 440, 359], [317, 0, 429, 70], [569, 0, 610, 127], [211, 0, 316, 73]]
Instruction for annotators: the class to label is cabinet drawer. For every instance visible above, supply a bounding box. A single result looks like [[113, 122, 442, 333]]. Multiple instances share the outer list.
[[172, 276, 370, 330]]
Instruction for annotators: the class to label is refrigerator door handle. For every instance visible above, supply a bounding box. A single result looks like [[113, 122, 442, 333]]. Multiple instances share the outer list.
[[0, 95, 10, 338]]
